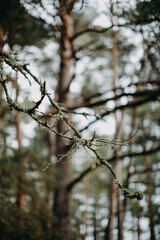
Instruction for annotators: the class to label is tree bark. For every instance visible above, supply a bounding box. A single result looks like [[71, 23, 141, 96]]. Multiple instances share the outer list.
[[15, 77, 25, 213], [105, 31, 124, 240], [52, 8, 74, 240], [48, 118, 56, 163], [16, 111, 25, 211], [0, 25, 4, 50], [93, 196, 99, 240], [82, 157, 89, 240], [104, 180, 117, 240], [123, 108, 137, 222], [15, 74, 25, 223], [137, 216, 141, 240], [144, 152, 156, 240], [142, 117, 156, 240]]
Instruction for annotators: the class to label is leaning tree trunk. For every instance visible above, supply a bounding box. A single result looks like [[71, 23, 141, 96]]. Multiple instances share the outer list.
[[53, 10, 75, 240]]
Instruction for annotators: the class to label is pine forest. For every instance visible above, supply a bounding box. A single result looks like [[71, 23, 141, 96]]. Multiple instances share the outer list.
[[0, 0, 160, 239]]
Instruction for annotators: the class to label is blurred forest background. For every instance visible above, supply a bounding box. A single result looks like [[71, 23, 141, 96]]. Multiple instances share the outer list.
[[0, 0, 160, 240]]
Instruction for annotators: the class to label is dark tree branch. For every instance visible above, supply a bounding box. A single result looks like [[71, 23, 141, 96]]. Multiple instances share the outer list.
[[43, 79, 160, 117], [67, 145, 160, 191], [67, 88, 160, 111], [71, 24, 133, 41], [72, 25, 113, 41], [0, 79, 46, 114], [80, 89, 160, 132]]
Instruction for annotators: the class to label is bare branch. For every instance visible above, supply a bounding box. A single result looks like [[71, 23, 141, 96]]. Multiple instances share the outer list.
[[67, 145, 160, 191], [80, 90, 160, 132], [71, 24, 133, 41], [67, 88, 160, 110], [72, 25, 113, 41]]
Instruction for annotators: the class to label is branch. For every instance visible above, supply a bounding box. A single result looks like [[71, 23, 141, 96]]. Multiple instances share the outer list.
[[130, 167, 160, 176], [67, 130, 146, 200], [78, 80, 160, 102], [42, 80, 160, 117], [69, 144, 143, 200], [0, 51, 61, 112], [71, 24, 132, 41], [72, 25, 113, 41], [67, 88, 160, 111], [67, 145, 160, 191], [0, 79, 46, 115], [80, 89, 160, 132]]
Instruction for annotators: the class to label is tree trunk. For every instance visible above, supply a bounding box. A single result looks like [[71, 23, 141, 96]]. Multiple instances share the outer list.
[[105, 32, 124, 240], [16, 111, 25, 211], [15, 78, 25, 213], [0, 25, 4, 50], [115, 125, 124, 240], [82, 159, 89, 240], [104, 180, 117, 240], [48, 118, 56, 162], [137, 216, 141, 240], [141, 37, 155, 240], [123, 108, 137, 221], [93, 197, 99, 240], [142, 119, 156, 240], [144, 153, 156, 240], [53, 10, 74, 240]]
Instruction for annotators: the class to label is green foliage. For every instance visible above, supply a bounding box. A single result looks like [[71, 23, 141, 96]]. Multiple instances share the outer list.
[[135, 0, 160, 23], [0, 0, 50, 48], [0, 146, 55, 239]]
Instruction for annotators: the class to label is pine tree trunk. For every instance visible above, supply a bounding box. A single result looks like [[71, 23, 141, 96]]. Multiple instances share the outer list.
[[144, 153, 156, 240], [142, 120, 156, 240], [0, 25, 4, 50], [15, 78, 25, 213], [115, 128, 124, 240], [137, 216, 141, 240], [82, 160, 89, 240], [53, 10, 74, 240], [93, 197, 98, 240], [16, 111, 25, 211], [123, 108, 137, 221], [105, 33, 124, 240], [48, 119, 56, 163], [104, 180, 117, 240], [142, 35, 155, 240]]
